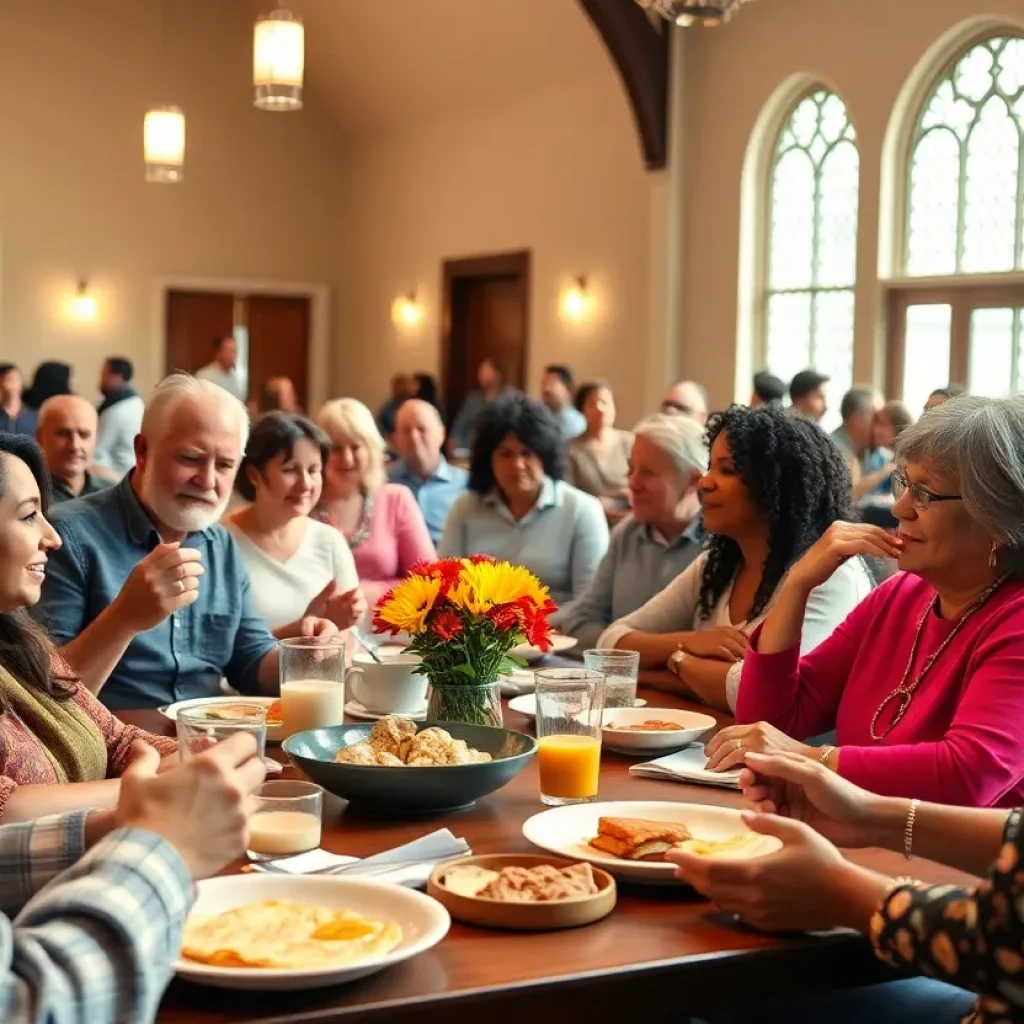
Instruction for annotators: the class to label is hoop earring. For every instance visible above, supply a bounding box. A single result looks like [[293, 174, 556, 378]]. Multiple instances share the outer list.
[[990, 543, 999, 570]]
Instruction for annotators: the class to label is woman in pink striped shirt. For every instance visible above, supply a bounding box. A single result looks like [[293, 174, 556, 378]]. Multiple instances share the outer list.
[[709, 394, 1024, 808]]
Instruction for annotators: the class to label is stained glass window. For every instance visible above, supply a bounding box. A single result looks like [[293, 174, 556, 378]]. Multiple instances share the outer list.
[[764, 90, 859, 429], [907, 36, 1024, 276]]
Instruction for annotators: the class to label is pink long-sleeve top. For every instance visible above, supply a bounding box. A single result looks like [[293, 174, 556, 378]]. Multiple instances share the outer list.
[[332, 484, 436, 601], [736, 572, 1024, 808]]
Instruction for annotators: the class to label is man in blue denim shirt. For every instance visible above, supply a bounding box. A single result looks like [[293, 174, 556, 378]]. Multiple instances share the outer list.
[[34, 375, 336, 711]]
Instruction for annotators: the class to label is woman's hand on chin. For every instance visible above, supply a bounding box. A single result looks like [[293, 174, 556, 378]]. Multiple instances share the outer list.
[[705, 722, 810, 772], [787, 522, 903, 593]]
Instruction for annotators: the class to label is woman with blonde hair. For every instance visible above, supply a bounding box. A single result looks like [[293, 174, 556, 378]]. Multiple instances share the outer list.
[[314, 398, 435, 599]]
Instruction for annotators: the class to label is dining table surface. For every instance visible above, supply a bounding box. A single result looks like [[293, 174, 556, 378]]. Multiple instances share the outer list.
[[128, 664, 975, 1024]]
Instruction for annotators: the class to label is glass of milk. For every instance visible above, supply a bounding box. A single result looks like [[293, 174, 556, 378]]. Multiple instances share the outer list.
[[279, 636, 347, 738], [582, 649, 640, 709], [247, 780, 324, 861]]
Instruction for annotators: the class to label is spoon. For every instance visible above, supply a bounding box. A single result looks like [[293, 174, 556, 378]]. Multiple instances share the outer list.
[[352, 630, 382, 664]]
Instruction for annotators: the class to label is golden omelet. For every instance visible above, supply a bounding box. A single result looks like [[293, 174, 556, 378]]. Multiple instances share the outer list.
[[181, 900, 403, 969], [678, 833, 764, 858]]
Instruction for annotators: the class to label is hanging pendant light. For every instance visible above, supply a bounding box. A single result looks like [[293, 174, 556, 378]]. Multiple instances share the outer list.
[[634, 0, 756, 26], [253, 9, 304, 111], [144, 106, 186, 183]]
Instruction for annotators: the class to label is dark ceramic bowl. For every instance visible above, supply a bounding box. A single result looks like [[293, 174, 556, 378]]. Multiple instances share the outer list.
[[282, 721, 537, 814]]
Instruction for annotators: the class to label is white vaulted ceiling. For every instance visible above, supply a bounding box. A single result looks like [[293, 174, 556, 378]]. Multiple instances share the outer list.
[[250, 0, 612, 136]]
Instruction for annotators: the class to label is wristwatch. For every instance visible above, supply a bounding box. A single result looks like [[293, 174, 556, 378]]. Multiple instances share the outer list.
[[668, 648, 687, 676]]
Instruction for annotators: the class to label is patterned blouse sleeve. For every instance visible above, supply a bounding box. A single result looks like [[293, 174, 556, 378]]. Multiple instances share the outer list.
[[869, 809, 1023, 1022], [69, 681, 178, 776]]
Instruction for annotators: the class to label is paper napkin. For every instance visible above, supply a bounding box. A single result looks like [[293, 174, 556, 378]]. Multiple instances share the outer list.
[[628, 745, 743, 790]]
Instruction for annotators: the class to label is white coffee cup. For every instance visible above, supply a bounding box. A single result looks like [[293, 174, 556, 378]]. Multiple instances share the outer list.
[[348, 650, 427, 714]]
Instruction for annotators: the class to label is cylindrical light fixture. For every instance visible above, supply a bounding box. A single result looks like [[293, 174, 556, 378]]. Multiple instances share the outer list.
[[144, 106, 186, 183], [254, 9, 304, 111]]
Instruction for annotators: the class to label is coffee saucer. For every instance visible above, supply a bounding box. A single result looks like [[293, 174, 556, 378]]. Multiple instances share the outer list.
[[344, 699, 428, 723]]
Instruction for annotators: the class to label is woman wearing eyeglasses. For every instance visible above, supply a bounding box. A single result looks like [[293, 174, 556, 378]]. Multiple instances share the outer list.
[[707, 394, 1024, 809]]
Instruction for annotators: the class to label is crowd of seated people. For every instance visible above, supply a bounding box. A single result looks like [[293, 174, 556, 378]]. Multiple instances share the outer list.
[[2, 345, 1022, 1020]]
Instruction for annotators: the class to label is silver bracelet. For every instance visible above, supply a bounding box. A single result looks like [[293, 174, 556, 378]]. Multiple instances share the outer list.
[[904, 799, 920, 861]]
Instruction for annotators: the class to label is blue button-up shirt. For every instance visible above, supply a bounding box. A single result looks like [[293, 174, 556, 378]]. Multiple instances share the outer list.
[[554, 404, 586, 440], [34, 476, 277, 710], [0, 406, 37, 438], [388, 455, 469, 544]]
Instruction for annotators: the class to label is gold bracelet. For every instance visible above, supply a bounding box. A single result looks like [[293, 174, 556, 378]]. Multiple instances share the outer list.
[[904, 798, 920, 861], [819, 744, 836, 770]]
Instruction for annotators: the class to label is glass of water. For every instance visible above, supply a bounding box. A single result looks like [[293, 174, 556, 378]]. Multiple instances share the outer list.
[[583, 649, 640, 708], [176, 703, 267, 761]]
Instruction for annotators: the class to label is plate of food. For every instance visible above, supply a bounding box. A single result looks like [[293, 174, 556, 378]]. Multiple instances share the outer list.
[[283, 716, 537, 813], [522, 801, 782, 883], [601, 708, 717, 755], [159, 697, 284, 744], [427, 854, 616, 931], [508, 694, 646, 720], [175, 873, 450, 991], [509, 634, 577, 664]]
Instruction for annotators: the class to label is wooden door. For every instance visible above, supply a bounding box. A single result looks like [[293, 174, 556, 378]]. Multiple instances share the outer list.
[[246, 295, 310, 411], [165, 290, 235, 377], [442, 251, 530, 426]]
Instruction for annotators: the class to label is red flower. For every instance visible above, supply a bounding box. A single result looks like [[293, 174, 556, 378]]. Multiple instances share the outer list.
[[371, 588, 398, 635], [407, 560, 435, 578], [431, 559, 466, 594], [517, 598, 556, 649], [468, 554, 496, 565], [486, 605, 519, 632], [430, 608, 464, 641]]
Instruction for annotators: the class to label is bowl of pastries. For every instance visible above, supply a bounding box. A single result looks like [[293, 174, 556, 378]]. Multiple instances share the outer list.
[[283, 716, 537, 814], [427, 854, 616, 931], [600, 708, 718, 755]]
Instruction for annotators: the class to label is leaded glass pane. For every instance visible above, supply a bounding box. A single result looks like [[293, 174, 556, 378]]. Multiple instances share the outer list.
[[764, 89, 858, 422], [969, 308, 1014, 396], [902, 305, 952, 416], [907, 36, 1024, 276]]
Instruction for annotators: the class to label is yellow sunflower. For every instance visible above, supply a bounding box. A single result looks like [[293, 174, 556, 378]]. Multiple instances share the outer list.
[[447, 560, 549, 617], [375, 574, 442, 634]]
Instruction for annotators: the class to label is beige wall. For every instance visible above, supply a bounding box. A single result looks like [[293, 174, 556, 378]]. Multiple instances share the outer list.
[[677, 0, 1024, 410], [0, 0, 342, 402], [335, 73, 656, 426]]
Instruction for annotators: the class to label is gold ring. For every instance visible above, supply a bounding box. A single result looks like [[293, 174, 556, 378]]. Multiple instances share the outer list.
[[734, 739, 743, 753], [177, 579, 186, 595]]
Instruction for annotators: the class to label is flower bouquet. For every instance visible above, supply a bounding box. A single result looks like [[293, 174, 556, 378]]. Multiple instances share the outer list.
[[372, 556, 557, 727]]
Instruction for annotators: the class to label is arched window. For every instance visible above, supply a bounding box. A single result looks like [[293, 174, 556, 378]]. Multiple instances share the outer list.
[[891, 34, 1024, 411], [764, 89, 859, 425]]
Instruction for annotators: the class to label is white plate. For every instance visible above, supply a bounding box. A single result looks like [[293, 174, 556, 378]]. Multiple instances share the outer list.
[[499, 669, 536, 696], [507, 693, 646, 720], [509, 634, 577, 664], [175, 873, 450, 991], [160, 696, 283, 744], [344, 699, 427, 723], [601, 708, 717, 755], [522, 800, 782, 884]]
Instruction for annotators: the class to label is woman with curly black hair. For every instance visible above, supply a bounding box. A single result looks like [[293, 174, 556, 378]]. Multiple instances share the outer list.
[[598, 403, 873, 712], [439, 393, 608, 622]]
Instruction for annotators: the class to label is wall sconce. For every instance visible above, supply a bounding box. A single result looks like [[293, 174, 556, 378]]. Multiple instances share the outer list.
[[391, 293, 424, 330], [560, 277, 594, 323], [70, 281, 97, 323], [254, 9, 305, 111], [144, 106, 186, 183]]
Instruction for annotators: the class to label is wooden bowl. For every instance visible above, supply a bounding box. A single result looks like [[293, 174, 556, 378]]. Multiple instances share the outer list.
[[427, 854, 617, 931]]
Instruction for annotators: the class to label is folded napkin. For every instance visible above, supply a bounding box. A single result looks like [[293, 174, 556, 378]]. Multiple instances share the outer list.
[[629, 745, 743, 790], [252, 828, 471, 888], [499, 669, 536, 696]]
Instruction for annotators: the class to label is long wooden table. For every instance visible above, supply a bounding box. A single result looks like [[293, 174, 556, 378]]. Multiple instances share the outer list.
[[125, 685, 971, 1023]]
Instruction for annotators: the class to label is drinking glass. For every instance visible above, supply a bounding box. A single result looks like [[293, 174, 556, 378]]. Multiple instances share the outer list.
[[534, 668, 605, 806], [247, 780, 324, 861], [583, 649, 640, 709], [176, 703, 267, 761], [279, 636, 347, 738]]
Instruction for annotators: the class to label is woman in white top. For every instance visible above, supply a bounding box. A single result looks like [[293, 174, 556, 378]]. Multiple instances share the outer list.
[[600, 404, 873, 713], [225, 412, 365, 634]]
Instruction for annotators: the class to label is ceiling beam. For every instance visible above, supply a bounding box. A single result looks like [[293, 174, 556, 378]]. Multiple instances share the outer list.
[[579, 0, 670, 171]]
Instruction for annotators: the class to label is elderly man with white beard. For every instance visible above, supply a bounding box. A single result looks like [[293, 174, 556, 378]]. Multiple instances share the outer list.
[[34, 374, 338, 710]]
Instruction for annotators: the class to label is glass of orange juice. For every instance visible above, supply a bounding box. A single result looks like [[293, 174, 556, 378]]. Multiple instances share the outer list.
[[534, 668, 605, 806]]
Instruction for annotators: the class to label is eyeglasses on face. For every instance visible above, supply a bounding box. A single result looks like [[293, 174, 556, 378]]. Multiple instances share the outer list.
[[890, 470, 962, 510]]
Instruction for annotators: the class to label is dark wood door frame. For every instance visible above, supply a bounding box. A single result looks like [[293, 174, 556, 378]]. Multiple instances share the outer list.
[[440, 250, 532, 405]]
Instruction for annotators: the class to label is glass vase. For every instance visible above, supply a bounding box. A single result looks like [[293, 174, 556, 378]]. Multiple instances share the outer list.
[[426, 680, 503, 728]]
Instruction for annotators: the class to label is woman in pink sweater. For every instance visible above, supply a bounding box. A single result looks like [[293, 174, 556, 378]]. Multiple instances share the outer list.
[[709, 394, 1024, 808], [314, 399, 436, 603]]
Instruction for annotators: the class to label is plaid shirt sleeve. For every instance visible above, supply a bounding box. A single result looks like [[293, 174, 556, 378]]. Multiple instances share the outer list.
[[0, 818, 194, 1024]]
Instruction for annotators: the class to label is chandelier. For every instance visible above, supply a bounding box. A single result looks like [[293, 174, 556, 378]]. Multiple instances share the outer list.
[[635, 0, 755, 27]]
